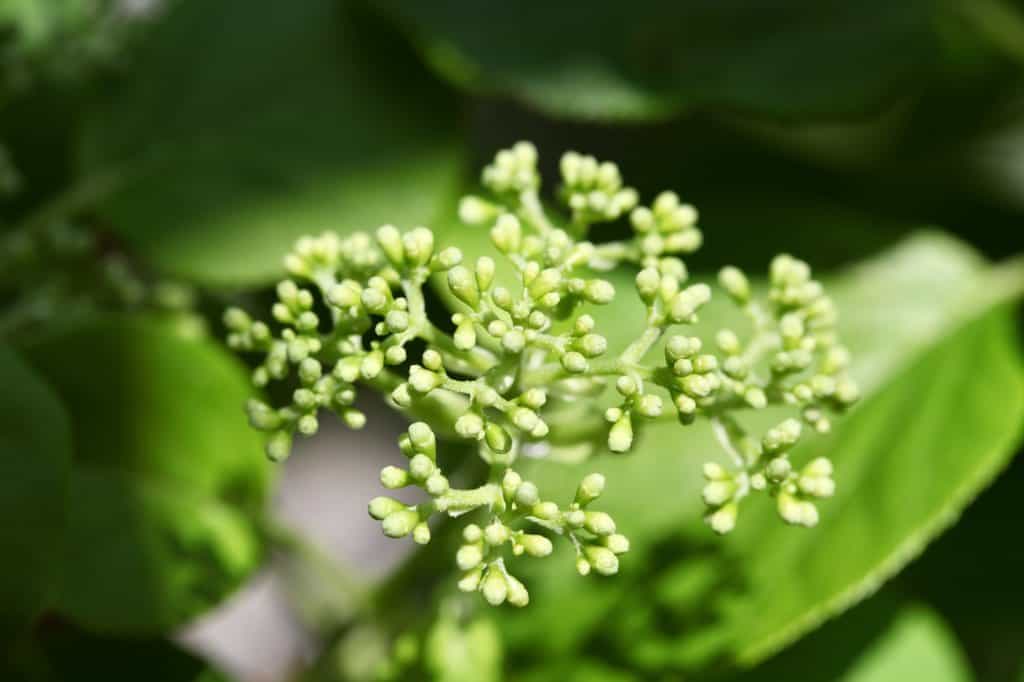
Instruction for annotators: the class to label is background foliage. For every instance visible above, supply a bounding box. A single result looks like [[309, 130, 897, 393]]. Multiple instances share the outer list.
[[0, 1, 1021, 681]]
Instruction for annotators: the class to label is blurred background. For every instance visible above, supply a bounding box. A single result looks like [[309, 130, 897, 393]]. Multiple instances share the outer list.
[[0, 1, 1022, 681]]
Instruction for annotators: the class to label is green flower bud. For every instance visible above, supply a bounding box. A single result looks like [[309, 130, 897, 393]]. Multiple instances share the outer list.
[[246, 399, 281, 431], [409, 365, 443, 394], [506, 574, 530, 607], [484, 521, 510, 546], [343, 409, 366, 430], [447, 265, 480, 308], [369, 496, 406, 520], [584, 545, 619, 576], [490, 214, 522, 254], [402, 227, 434, 267], [458, 567, 483, 592], [521, 534, 553, 558], [515, 481, 539, 506], [266, 430, 293, 462], [453, 321, 477, 350], [669, 283, 711, 323], [459, 195, 500, 225], [608, 413, 633, 453], [576, 473, 606, 505], [604, 534, 630, 554], [502, 328, 526, 353], [382, 509, 420, 538], [376, 225, 405, 266], [481, 569, 508, 606], [297, 414, 319, 435], [584, 511, 616, 536], [327, 280, 362, 309], [583, 279, 615, 304], [512, 407, 539, 432], [562, 351, 588, 373], [615, 375, 639, 397], [532, 501, 559, 520], [702, 480, 737, 507], [455, 413, 485, 439], [413, 522, 432, 545], [475, 256, 496, 291], [380, 465, 409, 489], [435, 246, 463, 270], [666, 335, 701, 361], [408, 422, 437, 459], [463, 524, 483, 543], [718, 266, 750, 303], [385, 345, 407, 365], [425, 473, 449, 496], [360, 351, 384, 380], [778, 491, 819, 527], [707, 502, 738, 534], [391, 383, 412, 407], [409, 453, 435, 480], [485, 423, 512, 454], [385, 309, 410, 333]]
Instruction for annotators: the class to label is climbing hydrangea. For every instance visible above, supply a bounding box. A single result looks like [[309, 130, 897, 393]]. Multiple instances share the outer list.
[[225, 142, 859, 608]]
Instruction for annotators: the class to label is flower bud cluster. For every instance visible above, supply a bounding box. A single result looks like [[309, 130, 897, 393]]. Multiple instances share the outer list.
[[226, 142, 860, 606]]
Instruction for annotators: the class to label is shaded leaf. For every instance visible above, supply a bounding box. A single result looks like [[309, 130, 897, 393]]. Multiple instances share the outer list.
[[79, 0, 464, 286], [0, 346, 71, 639], [375, 0, 948, 122], [23, 315, 271, 633]]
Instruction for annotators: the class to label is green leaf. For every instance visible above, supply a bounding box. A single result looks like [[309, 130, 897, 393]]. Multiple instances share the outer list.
[[373, 0, 947, 122], [22, 315, 271, 633], [425, 613, 503, 682], [3, 625, 232, 682], [733, 598, 973, 682], [0, 346, 71, 640], [79, 0, 464, 287], [496, 234, 1024, 666]]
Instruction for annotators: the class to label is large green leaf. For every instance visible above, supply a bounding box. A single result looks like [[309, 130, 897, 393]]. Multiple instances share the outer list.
[[374, 0, 948, 122], [733, 598, 973, 682], [495, 234, 1024, 666], [78, 0, 464, 287], [0, 346, 71, 639], [3, 625, 232, 682], [22, 315, 271, 633]]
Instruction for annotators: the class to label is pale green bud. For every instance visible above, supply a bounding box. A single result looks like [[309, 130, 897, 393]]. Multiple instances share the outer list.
[[376, 224, 405, 266], [369, 496, 405, 520], [707, 502, 738, 534], [246, 399, 281, 431], [413, 522, 431, 545], [764, 418, 802, 452], [506, 574, 530, 607], [456, 544, 483, 570], [576, 472, 606, 505], [669, 283, 712, 323], [584, 511, 616, 536], [435, 246, 463, 270], [583, 279, 615, 304], [425, 473, 449, 496], [385, 309, 409, 333], [532, 501, 560, 520], [409, 453, 435, 480], [380, 466, 409, 489], [521, 534, 553, 558], [297, 414, 319, 435], [408, 422, 437, 458], [608, 413, 633, 453], [458, 567, 483, 592], [361, 287, 389, 315], [502, 328, 526, 353], [765, 457, 792, 483], [383, 508, 420, 538], [409, 365, 443, 394], [459, 195, 500, 225], [562, 351, 588, 373], [391, 383, 412, 407], [402, 227, 434, 267], [702, 480, 737, 507], [635, 267, 661, 303], [484, 521, 510, 546], [675, 394, 697, 415], [482, 569, 508, 606], [385, 345, 407, 365], [718, 266, 750, 303], [584, 546, 619, 576], [835, 378, 860, 405], [616, 375, 639, 396], [604, 534, 630, 554], [455, 413, 485, 439], [422, 348, 443, 371], [716, 329, 741, 355], [327, 280, 362, 309], [447, 265, 480, 307], [515, 481, 540, 507], [490, 214, 522, 253], [266, 430, 293, 462], [485, 423, 512, 454], [778, 491, 818, 527], [463, 524, 483, 543], [475, 256, 496, 291], [343, 409, 367, 430], [666, 335, 701, 361], [360, 351, 384, 380], [681, 374, 712, 398], [578, 333, 607, 358], [454, 321, 477, 350], [745, 387, 767, 409]]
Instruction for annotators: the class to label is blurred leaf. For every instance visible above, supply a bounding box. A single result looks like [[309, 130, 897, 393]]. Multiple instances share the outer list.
[[78, 0, 464, 287], [732, 598, 973, 682], [495, 234, 1023, 667], [425, 612, 502, 682], [22, 315, 271, 633], [3, 624, 231, 682], [374, 0, 949, 122], [0, 346, 71, 639]]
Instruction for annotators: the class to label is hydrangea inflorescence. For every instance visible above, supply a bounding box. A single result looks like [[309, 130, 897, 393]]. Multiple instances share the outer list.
[[224, 142, 859, 607]]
